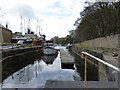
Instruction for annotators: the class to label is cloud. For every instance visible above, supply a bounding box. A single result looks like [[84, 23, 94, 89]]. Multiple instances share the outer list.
[[0, 0, 85, 39], [12, 4, 36, 19], [38, 0, 84, 18], [41, 16, 76, 39]]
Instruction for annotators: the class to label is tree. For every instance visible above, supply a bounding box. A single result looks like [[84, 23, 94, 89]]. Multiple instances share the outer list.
[[74, 1, 120, 43]]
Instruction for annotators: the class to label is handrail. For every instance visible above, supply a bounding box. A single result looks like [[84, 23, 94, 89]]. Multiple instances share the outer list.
[[82, 52, 120, 72]]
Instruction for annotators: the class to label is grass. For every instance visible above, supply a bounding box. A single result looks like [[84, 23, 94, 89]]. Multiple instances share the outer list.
[[76, 45, 111, 53]]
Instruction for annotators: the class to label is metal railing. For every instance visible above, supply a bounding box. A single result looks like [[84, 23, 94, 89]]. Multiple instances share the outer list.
[[82, 52, 120, 72], [72, 49, 119, 89], [0, 43, 33, 50]]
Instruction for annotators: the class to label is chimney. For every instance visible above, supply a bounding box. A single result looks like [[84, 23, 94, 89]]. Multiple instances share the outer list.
[[6, 24, 8, 28]]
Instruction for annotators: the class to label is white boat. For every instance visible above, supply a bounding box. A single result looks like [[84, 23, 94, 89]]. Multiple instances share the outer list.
[[43, 41, 58, 55]]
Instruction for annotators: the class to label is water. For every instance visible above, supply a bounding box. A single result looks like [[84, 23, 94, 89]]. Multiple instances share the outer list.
[[1, 46, 81, 88], [70, 50, 98, 81]]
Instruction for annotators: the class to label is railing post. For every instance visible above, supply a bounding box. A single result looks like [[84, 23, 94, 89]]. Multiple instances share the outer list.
[[84, 54, 87, 90]]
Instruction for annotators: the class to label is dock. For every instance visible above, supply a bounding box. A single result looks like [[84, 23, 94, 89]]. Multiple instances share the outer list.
[[60, 49, 74, 69]]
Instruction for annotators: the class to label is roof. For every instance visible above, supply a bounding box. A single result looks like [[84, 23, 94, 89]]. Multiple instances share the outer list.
[[0, 24, 5, 28], [0, 24, 12, 32]]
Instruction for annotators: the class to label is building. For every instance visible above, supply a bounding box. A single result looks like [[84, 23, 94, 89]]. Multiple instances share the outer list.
[[0, 24, 12, 43]]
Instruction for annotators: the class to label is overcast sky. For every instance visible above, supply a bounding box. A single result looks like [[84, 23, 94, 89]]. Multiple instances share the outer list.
[[0, 0, 85, 39]]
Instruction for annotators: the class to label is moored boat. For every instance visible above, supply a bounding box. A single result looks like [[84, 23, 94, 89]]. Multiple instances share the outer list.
[[43, 40, 58, 55]]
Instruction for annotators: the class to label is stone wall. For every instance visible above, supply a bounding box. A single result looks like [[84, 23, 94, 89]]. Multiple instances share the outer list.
[[77, 34, 119, 49]]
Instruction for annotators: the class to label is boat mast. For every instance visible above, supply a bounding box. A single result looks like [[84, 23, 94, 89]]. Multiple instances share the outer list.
[[20, 16, 23, 34], [39, 22, 41, 36], [36, 20, 38, 35], [24, 19, 26, 34]]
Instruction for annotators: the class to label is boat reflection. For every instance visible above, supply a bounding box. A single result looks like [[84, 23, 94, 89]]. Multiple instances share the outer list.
[[43, 55, 57, 65]]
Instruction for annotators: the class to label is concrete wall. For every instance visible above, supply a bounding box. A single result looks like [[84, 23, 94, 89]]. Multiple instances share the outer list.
[[72, 46, 108, 81], [0, 27, 12, 43], [77, 34, 119, 49]]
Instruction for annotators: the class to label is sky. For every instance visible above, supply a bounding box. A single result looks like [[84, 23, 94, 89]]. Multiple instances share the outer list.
[[0, 0, 85, 39]]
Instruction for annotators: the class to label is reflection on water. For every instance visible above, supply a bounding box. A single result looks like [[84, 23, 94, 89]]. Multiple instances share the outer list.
[[70, 50, 98, 81], [1, 46, 81, 88], [2, 51, 43, 81]]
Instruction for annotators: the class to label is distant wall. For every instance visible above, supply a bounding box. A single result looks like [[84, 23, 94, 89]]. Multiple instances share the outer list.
[[76, 34, 119, 49]]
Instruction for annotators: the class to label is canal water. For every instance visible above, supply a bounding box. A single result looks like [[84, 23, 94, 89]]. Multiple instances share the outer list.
[[1, 46, 98, 89]]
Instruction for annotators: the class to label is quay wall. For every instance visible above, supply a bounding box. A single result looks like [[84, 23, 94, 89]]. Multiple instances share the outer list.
[[1, 46, 43, 81], [76, 34, 119, 50], [71, 46, 108, 81], [2, 46, 43, 58]]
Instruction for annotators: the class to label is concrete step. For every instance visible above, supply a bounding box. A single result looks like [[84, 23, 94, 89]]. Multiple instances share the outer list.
[[45, 80, 118, 89]]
